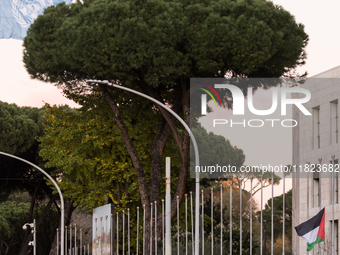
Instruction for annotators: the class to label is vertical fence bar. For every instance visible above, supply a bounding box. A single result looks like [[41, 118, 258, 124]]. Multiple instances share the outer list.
[[88, 243, 89, 255], [201, 190, 204, 255], [190, 191, 194, 255], [220, 184, 222, 255], [185, 194, 188, 255], [318, 158, 322, 255], [165, 157, 171, 255], [112, 213, 114, 255], [143, 205, 145, 255], [250, 178, 253, 255], [283, 173, 285, 255], [271, 172, 274, 255], [104, 216, 107, 255], [240, 181, 242, 255], [57, 228, 59, 255], [151, 203, 153, 255], [75, 224, 77, 255], [230, 180, 232, 255], [306, 162, 309, 255], [84, 245, 85, 255], [65, 226, 67, 255], [177, 196, 179, 255], [155, 202, 157, 255], [80, 229, 82, 255], [117, 212, 119, 255], [332, 155, 335, 255], [162, 199, 164, 255], [260, 174, 263, 255], [211, 187, 213, 255], [137, 207, 139, 255], [128, 209, 130, 255], [123, 211, 125, 255], [70, 224, 72, 255]]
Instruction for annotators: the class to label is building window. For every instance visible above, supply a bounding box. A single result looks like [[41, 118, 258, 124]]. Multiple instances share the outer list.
[[331, 100, 338, 145], [313, 171, 320, 207], [313, 106, 320, 149]]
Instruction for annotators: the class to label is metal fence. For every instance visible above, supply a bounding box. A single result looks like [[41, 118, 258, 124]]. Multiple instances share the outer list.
[[56, 173, 290, 255]]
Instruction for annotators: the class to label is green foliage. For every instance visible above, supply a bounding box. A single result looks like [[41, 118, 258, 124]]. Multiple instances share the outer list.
[[191, 125, 245, 170], [0, 101, 52, 196], [0, 101, 41, 155], [24, 0, 308, 89], [258, 189, 293, 254], [201, 184, 261, 254], [24, 2, 308, 252], [0, 199, 59, 255], [0, 201, 30, 241], [38, 104, 144, 210], [0, 101, 65, 254]]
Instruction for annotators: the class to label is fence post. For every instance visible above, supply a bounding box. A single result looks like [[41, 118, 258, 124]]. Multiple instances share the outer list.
[[137, 207, 139, 255], [117, 212, 119, 255], [211, 187, 213, 255], [155, 202, 157, 255], [165, 157, 171, 255], [57, 228, 59, 255], [143, 205, 145, 255], [201, 190, 204, 255], [162, 199, 164, 255], [177, 196, 179, 255], [190, 191, 194, 255], [185, 194, 188, 255], [128, 208, 130, 255], [220, 184, 222, 255]]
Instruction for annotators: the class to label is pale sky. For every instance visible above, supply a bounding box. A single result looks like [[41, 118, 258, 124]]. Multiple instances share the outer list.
[[0, 0, 339, 108], [0, 0, 339, 207]]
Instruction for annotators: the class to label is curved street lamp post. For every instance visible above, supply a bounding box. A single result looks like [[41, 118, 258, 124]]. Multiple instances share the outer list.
[[86, 79, 201, 255], [0, 152, 65, 255]]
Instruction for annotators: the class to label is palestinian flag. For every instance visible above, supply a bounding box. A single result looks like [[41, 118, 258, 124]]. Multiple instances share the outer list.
[[295, 208, 325, 251]]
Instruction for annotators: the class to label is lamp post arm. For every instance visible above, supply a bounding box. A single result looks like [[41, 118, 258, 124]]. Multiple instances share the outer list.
[[0, 152, 65, 255]]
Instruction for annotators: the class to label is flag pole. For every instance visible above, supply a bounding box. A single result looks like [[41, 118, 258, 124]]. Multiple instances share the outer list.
[[250, 178, 253, 255], [230, 178, 232, 255], [282, 172, 285, 255], [271, 172, 274, 255], [318, 158, 322, 255], [306, 162, 310, 255], [240, 179, 242, 255], [294, 172, 297, 255], [260, 174, 263, 255], [332, 155, 335, 255]]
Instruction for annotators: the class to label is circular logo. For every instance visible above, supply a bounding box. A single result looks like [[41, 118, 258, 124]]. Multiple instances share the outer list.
[[12, 0, 53, 28]]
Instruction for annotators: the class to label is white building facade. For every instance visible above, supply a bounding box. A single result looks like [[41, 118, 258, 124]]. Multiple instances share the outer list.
[[293, 66, 340, 254]]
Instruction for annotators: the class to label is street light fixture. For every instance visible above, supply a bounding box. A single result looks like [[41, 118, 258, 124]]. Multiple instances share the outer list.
[[0, 152, 65, 255], [23, 219, 36, 255], [86, 79, 201, 254]]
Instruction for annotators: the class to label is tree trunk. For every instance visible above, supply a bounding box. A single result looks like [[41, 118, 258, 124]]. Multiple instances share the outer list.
[[100, 81, 191, 254]]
